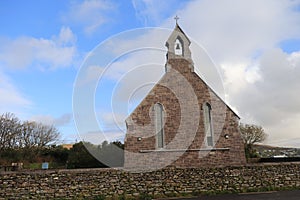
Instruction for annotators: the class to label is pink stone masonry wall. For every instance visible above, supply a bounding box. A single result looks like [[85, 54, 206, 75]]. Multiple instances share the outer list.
[[124, 58, 246, 170]]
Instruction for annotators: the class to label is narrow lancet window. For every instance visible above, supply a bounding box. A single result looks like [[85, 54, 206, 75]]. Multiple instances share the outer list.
[[155, 103, 164, 148], [203, 103, 213, 146]]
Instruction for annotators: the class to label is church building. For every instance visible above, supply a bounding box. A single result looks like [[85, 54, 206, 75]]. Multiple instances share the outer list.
[[124, 22, 246, 170]]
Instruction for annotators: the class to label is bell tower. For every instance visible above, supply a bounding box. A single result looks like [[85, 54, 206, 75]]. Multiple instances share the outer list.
[[165, 17, 194, 72]]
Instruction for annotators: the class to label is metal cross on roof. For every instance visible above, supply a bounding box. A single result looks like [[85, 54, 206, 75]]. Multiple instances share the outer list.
[[174, 15, 179, 24]]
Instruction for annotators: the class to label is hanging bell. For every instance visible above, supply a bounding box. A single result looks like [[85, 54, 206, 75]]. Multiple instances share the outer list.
[[176, 43, 180, 50]]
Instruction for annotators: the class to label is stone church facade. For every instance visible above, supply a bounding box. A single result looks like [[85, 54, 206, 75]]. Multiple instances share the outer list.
[[124, 24, 246, 170]]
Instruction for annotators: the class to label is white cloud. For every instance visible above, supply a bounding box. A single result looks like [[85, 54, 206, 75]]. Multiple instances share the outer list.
[[288, 51, 300, 68], [0, 70, 31, 115], [152, 0, 300, 147], [78, 65, 104, 85], [30, 113, 72, 127], [99, 112, 128, 131], [54, 26, 77, 45], [77, 112, 127, 144], [111, 0, 300, 147], [266, 115, 300, 147], [88, 27, 219, 102], [132, 0, 169, 26], [132, 0, 189, 26], [63, 0, 115, 35], [223, 49, 300, 146], [72, 0, 300, 146], [177, 0, 300, 63], [80, 130, 125, 144], [0, 26, 77, 70]]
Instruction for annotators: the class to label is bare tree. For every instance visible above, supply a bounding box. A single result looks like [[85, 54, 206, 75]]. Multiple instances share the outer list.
[[239, 123, 267, 158], [32, 122, 60, 147], [0, 112, 60, 149], [21, 121, 60, 148], [20, 121, 35, 148], [239, 123, 267, 145], [0, 113, 21, 149]]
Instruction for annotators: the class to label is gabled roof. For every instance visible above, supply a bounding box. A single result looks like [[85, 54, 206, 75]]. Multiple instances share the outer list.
[[126, 23, 240, 121], [173, 23, 191, 43], [169, 23, 240, 119], [166, 23, 191, 45], [190, 71, 240, 119], [166, 23, 193, 63]]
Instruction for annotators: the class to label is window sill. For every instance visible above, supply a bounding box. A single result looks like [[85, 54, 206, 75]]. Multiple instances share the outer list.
[[139, 148, 230, 153]]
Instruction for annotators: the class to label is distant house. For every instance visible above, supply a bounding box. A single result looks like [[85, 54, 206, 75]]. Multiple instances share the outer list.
[[61, 144, 73, 150], [124, 23, 246, 170]]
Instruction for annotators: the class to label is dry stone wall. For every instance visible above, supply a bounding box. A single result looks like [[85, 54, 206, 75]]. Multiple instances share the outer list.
[[1, 163, 300, 199]]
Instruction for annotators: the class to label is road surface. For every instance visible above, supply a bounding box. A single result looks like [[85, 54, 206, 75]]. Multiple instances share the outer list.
[[173, 190, 300, 200]]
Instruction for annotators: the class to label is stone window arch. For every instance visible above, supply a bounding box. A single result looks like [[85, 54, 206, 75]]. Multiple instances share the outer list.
[[174, 37, 183, 56]]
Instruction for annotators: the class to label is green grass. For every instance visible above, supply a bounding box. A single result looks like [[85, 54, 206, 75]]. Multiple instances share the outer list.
[[26, 163, 41, 169]]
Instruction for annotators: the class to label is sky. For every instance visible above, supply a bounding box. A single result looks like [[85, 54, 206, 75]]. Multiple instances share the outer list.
[[0, 0, 300, 147]]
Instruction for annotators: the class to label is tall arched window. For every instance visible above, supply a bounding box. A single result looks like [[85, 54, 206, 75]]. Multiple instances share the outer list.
[[203, 103, 213, 146], [154, 103, 164, 149], [174, 38, 183, 56]]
